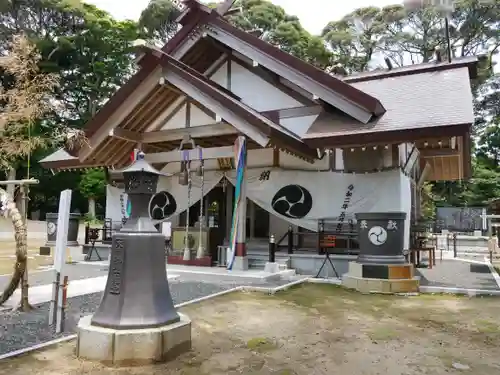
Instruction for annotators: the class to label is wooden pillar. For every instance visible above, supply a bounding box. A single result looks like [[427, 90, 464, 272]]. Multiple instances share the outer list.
[[233, 137, 248, 270], [249, 199, 255, 239], [225, 181, 233, 242]]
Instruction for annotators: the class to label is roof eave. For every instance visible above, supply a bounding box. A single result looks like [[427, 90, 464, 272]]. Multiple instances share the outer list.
[[303, 123, 472, 149]]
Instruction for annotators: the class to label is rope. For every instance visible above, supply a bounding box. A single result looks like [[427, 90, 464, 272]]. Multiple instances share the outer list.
[[183, 149, 191, 260], [27, 122, 31, 179], [197, 147, 204, 258]]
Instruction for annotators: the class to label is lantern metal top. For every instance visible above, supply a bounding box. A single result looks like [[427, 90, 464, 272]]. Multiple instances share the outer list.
[[115, 151, 172, 177]]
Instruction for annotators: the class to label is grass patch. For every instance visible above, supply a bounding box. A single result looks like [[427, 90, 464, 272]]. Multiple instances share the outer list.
[[246, 337, 277, 352], [3, 283, 500, 375], [277, 283, 393, 312], [368, 326, 400, 342], [475, 319, 500, 333], [367, 326, 401, 341]]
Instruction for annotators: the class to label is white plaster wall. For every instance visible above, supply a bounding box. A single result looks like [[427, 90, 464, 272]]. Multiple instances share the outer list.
[[382, 146, 393, 168], [247, 148, 274, 168], [335, 148, 344, 170], [159, 148, 327, 173], [211, 62, 299, 110], [399, 171, 412, 250], [343, 148, 386, 171], [209, 62, 228, 88], [210, 61, 318, 134], [280, 115, 318, 137], [279, 151, 329, 170], [161, 103, 215, 130]]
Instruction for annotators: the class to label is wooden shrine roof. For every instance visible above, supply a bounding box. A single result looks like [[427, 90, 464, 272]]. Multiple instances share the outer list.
[[39, 1, 478, 179]]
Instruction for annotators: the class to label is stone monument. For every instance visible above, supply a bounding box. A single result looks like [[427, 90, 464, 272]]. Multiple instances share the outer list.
[[343, 212, 420, 294], [77, 152, 191, 365]]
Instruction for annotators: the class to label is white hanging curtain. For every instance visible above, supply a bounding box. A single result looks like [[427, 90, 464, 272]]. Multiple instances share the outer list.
[[225, 168, 411, 238]]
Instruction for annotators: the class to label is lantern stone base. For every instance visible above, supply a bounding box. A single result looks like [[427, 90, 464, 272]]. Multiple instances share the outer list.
[[342, 261, 419, 294], [76, 313, 191, 366]]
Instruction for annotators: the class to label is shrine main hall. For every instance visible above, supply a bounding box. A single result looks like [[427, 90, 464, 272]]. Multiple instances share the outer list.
[[41, 0, 476, 272]]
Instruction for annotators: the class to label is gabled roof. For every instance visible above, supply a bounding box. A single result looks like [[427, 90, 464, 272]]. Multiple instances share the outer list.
[[75, 3, 385, 144], [150, 49, 317, 160], [208, 17, 385, 118], [304, 65, 475, 146], [40, 0, 477, 172], [84, 7, 213, 137]]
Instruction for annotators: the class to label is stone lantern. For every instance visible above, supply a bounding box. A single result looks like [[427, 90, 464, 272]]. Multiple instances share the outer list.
[[77, 151, 191, 365], [342, 212, 419, 294]]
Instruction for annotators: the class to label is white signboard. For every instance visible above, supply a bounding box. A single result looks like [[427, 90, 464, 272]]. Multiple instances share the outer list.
[[54, 189, 72, 272]]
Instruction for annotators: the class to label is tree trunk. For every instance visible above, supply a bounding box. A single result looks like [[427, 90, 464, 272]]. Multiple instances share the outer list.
[[88, 197, 96, 218], [18, 185, 32, 311], [5, 168, 16, 197], [0, 187, 28, 306]]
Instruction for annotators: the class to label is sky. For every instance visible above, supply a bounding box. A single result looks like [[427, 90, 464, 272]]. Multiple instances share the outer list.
[[84, 0, 398, 34], [84, 0, 498, 70]]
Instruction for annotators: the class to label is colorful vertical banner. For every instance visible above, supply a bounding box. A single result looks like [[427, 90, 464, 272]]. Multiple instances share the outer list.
[[227, 136, 246, 270]]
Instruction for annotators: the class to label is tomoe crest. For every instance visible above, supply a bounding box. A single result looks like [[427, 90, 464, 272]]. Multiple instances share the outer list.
[[271, 184, 313, 219], [148, 191, 177, 221]]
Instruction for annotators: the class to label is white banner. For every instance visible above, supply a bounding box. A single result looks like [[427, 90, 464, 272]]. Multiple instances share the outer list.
[[105, 171, 223, 222], [105, 185, 129, 223], [226, 168, 411, 245]]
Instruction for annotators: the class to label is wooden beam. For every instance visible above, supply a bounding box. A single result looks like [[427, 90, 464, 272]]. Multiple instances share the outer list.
[[145, 145, 234, 164], [262, 105, 322, 120], [273, 147, 280, 167], [419, 148, 460, 157], [109, 128, 142, 142], [142, 122, 237, 143], [146, 54, 228, 133]]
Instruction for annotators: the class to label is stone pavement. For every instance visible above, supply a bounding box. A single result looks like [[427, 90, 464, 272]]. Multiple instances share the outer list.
[[0, 219, 87, 241], [0, 263, 109, 290], [77, 261, 295, 281], [417, 258, 500, 290], [0, 273, 180, 310]]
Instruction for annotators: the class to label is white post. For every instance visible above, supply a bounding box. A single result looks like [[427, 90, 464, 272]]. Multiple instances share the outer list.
[[49, 189, 71, 328]]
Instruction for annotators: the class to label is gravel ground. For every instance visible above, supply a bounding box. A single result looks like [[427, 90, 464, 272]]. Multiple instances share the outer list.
[[417, 259, 499, 290], [0, 275, 295, 356]]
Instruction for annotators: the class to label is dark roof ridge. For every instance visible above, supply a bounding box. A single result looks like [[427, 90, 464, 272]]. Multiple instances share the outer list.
[[343, 55, 480, 83]]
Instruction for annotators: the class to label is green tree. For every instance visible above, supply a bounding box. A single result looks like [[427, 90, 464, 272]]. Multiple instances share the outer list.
[[322, 7, 386, 73], [0, 34, 85, 309], [139, 0, 181, 45], [78, 168, 106, 218], [39, 5, 141, 125], [218, 0, 331, 68]]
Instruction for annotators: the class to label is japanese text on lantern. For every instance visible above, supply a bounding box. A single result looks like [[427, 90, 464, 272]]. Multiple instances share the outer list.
[[109, 238, 125, 295], [387, 220, 397, 231]]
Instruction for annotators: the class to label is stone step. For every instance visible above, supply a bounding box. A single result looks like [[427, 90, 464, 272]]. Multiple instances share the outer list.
[[248, 254, 290, 270], [343, 274, 419, 294]]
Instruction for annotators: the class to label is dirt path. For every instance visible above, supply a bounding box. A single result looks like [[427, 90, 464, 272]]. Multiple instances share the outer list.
[[2, 284, 500, 374]]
